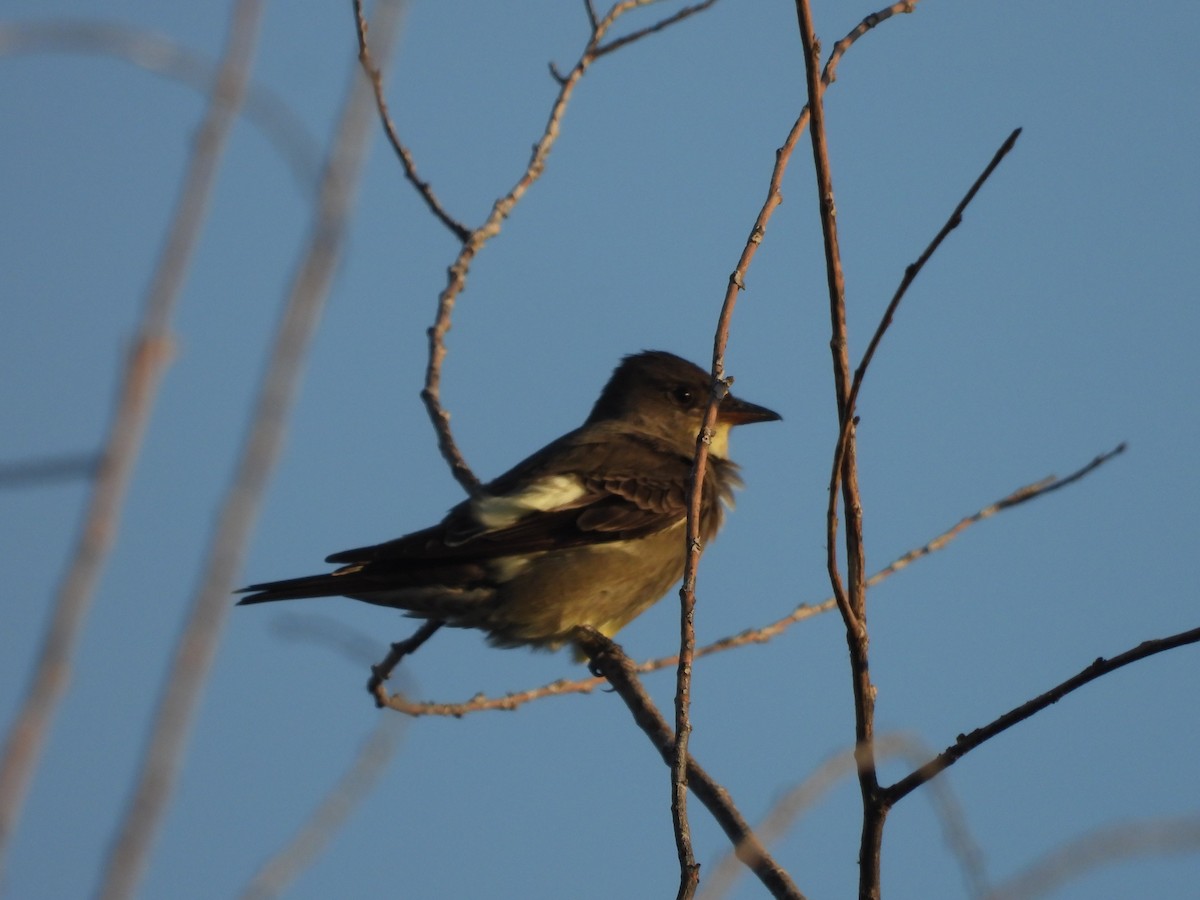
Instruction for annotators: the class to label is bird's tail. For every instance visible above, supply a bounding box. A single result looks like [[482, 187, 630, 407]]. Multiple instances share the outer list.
[[236, 573, 351, 605]]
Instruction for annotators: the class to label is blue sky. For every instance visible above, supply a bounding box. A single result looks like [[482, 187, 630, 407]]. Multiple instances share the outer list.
[[2, 1, 1198, 898]]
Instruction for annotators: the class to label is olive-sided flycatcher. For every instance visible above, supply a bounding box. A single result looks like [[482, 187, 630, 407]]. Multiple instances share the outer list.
[[238, 350, 779, 653]]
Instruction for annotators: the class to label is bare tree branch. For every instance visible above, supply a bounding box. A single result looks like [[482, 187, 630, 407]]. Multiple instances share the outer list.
[[0, 0, 269, 877], [792, 3, 885, 895], [575, 628, 805, 900], [594, 0, 719, 58], [885, 624, 1200, 805], [352, 0, 470, 242], [367, 620, 444, 707], [92, 4, 406, 897]]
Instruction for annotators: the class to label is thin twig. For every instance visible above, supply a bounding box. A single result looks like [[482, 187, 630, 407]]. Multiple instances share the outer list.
[[884, 623, 1200, 805], [594, 0, 719, 58], [367, 620, 444, 708], [575, 629, 805, 900], [373, 445, 1124, 715], [827, 128, 1023, 531], [352, 0, 470, 242], [794, 2, 883, 895], [0, 0, 269, 877], [92, 5, 405, 897]]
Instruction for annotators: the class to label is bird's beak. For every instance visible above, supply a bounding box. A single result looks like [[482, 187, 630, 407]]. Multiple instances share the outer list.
[[718, 393, 782, 426]]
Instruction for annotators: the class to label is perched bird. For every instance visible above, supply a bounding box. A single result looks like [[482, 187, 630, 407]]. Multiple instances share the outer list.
[[237, 350, 780, 652]]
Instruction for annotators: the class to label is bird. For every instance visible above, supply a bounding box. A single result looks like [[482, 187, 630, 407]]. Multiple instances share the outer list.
[[237, 350, 780, 654]]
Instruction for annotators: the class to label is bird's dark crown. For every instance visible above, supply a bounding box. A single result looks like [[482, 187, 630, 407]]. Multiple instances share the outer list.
[[585, 350, 711, 425]]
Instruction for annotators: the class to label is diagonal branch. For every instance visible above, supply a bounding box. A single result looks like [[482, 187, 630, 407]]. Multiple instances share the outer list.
[[594, 0, 719, 58], [352, 0, 471, 242], [884, 624, 1200, 805], [575, 628, 805, 900]]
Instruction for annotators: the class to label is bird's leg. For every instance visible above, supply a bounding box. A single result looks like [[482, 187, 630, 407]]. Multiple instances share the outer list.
[[367, 619, 445, 707]]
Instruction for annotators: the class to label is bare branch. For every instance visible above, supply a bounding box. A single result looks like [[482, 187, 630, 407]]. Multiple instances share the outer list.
[[368, 620, 444, 707], [92, 4, 406, 897], [828, 128, 1023, 516], [351, 0, 471, 242], [793, 1, 885, 893], [822, 2, 916, 85], [594, 0, 720, 58], [575, 628, 805, 900], [885, 623, 1200, 805]]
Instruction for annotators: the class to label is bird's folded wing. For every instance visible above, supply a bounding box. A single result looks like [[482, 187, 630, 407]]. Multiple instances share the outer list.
[[325, 471, 689, 566]]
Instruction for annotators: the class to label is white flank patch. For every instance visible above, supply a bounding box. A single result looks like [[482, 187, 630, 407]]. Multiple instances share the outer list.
[[472, 474, 587, 529]]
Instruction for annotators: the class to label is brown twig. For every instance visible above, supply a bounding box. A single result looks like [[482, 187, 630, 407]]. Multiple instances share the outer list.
[[826, 128, 1023, 529], [0, 0, 268, 878], [575, 628, 805, 900], [367, 620, 444, 708], [884, 623, 1200, 805], [594, 0, 719, 58], [93, 4, 406, 897], [371, 444, 1124, 715], [352, 0, 471, 242], [814, 126, 1019, 900], [793, 2, 884, 897]]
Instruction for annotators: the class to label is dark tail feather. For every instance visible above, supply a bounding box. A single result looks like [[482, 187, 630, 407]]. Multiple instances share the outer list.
[[236, 573, 350, 605]]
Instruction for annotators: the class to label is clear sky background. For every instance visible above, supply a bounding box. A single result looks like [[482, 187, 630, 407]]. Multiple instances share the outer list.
[[2, 2, 1198, 898]]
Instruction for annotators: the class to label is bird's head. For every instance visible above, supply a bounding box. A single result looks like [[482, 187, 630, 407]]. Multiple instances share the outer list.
[[585, 350, 781, 457]]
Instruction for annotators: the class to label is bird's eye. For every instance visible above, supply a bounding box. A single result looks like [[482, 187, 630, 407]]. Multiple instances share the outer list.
[[670, 386, 695, 407]]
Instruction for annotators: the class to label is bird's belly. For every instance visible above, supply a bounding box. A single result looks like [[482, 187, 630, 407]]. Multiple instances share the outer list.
[[483, 526, 686, 649]]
